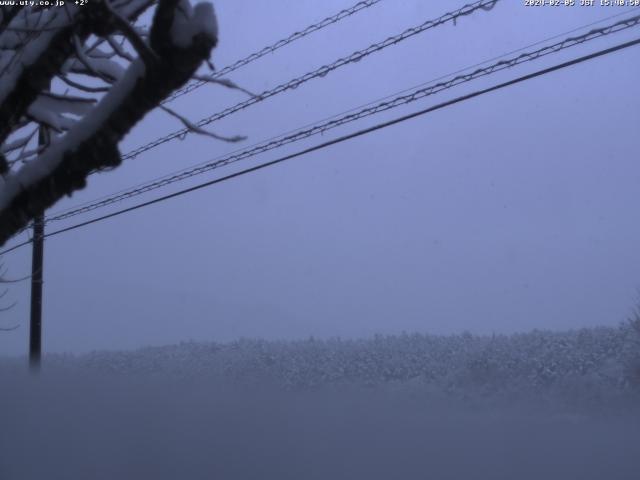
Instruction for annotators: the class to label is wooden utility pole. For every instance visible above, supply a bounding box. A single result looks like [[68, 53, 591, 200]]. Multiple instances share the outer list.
[[29, 126, 47, 371], [29, 214, 44, 370]]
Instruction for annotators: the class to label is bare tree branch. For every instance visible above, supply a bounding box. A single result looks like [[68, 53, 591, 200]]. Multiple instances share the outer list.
[[0, 300, 17, 312], [106, 34, 135, 61], [191, 75, 258, 98], [103, 0, 159, 66], [160, 105, 246, 143], [58, 73, 112, 93]]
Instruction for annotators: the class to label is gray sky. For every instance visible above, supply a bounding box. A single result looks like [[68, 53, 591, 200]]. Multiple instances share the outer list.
[[1, 0, 639, 355]]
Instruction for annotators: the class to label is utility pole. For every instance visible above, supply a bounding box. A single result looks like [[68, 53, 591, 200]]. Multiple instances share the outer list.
[[29, 127, 47, 371], [29, 214, 44, 370]]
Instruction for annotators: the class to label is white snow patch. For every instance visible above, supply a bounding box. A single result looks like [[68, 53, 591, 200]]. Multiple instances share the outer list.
[[32, 94, 96, 117], [170, 1, 218, 48], [64, 56, 126, 82], [0, 59, 146, 211]]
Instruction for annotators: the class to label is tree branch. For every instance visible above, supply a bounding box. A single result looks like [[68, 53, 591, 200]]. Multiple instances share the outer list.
[[0, 1, 220, 245], [103, 0, 158, 66]]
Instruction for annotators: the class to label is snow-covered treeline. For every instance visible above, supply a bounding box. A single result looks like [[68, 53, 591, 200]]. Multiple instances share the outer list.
[[24, 324, 639, 406]]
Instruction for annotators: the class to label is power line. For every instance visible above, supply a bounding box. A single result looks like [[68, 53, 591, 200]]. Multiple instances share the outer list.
[[44, 13, 640, 225], [164, 0, 384, 104], [1, 0, 381, 170], [121, 0, 501, 161], [44, 0, 503, 218], [33, 0, 502, 226], [47, 7, 640, 220], [2, 35, 637, 256]]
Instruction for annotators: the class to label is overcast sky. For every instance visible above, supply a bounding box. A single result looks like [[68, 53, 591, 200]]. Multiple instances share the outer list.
[[1, 0, 639, 355]]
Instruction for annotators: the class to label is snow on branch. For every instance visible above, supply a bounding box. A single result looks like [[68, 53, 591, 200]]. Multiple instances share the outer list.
[[27, 92, 97, 133], [0, 0, 223, 246], [0, 0, 154, 148], [170, 0, 217, 48]]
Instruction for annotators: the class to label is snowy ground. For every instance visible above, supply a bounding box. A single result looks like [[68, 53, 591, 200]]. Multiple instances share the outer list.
[[1, 327, 639, 479]]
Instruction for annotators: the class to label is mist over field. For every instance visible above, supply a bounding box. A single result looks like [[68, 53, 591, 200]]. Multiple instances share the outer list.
[[2, 327, 640, 479]]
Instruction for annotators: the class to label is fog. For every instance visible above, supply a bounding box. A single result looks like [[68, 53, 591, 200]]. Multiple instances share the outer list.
[[1, 365, 639, 480], [1, 0, 640, 354], [3, 327, 640, 478]]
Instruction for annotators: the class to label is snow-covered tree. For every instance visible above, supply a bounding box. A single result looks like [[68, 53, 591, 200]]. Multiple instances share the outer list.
[[0, 1, 222, 246]]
